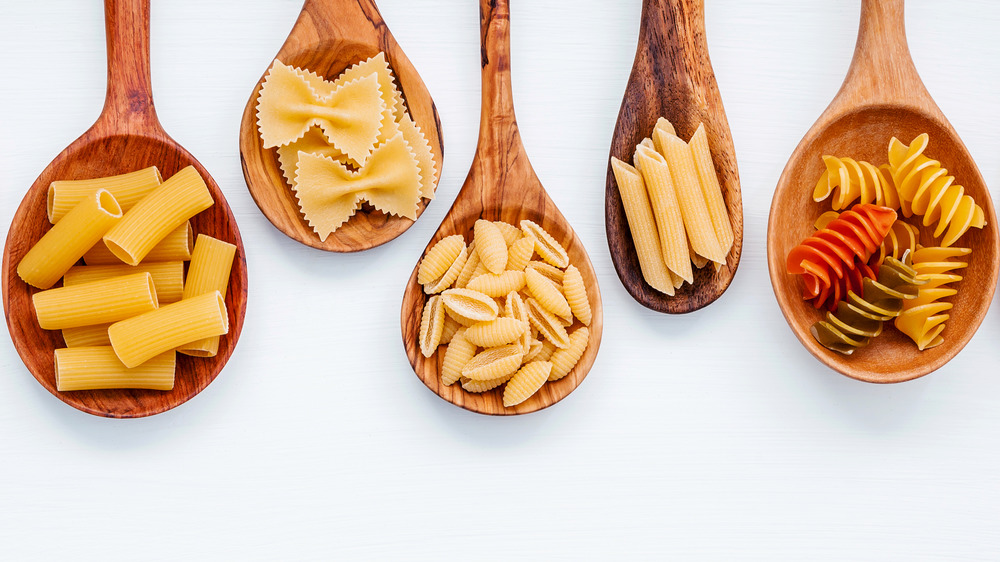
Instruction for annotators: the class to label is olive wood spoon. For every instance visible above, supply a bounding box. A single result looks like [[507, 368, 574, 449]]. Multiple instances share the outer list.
[[239, 0, 443, 252], [767, 0, 999, 383], [606, 0, 743, 314], [400, 0, 603, 415], [1, 0, 248, 417]]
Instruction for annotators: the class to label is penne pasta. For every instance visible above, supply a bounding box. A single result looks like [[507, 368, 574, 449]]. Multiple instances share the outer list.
[[610, 158, 674, 295], [689, 124, 734, 256], [33, 272, 158, 330], [55, 346, 174, 391], [103, 166, 213, 265], [17, 189, 122, 289], [63, 261, 185, 304], [47, 166, 162, 223], [109, 291, 228, 368], [650, 117, 676, 153], [83, 221, 193, 265], [177, 235, 237, 357], [656, 131, 726, 265], [62, 324, 112, 348], [634, 144, 693, 283]]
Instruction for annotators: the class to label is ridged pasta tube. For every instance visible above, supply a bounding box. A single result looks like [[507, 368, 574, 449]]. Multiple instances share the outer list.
[[103, 166, 213, 265], [18, 189, 122, 289], [611, 157, 674, 295], [109, 291, 228, 368], [178, 235, 238, 357], [62, 324, 112, 348], [84, 221, 193, 265], [33, 272, 158, 330], [64, 261, 185, 304], [55, 347, 175, 391], [48, 166, 162, 223]]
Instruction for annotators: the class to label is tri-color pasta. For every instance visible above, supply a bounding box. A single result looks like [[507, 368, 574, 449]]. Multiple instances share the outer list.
[[256, 54, 438, 241], [418, 220, 592, 407]]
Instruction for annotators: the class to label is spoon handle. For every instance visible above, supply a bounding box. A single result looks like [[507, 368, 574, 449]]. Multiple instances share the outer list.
[[100, 0, 159, 129], [477, 0, 521, 154], [834, 0, 934, 111]]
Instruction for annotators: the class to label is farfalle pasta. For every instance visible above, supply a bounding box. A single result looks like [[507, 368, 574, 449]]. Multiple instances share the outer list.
[[416, 220, 592, 407], [256, 54, 438, 241]]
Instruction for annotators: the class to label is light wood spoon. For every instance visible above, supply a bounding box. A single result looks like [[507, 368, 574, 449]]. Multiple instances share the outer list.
[[606, 0, 743, 314], [767, 0, 999, 383], [400, 0, 603, 415], [239, 0, 443, 252], [1, 0, 248, 418]]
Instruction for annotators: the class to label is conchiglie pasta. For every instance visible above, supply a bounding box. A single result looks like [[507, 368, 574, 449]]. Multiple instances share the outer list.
[[548, 327, 589, 381], [464, 318, 528, 348], [419, 295, 445, 357], [503, 361, 552, 407], [441, 329, 476, 386], [562, 265, 592, 326], [466, 270, 526, 297], [524, 268, 572, 321], [461, 345, 524, 381], [520, 220, 569, 268], [418, 235, 465, 286]]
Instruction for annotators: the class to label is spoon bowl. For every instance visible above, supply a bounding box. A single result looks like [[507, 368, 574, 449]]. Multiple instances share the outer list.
[[767, 0, 999, 383], [606, 0, 743, 314], [2, 0, 247, 417], [400, 0, 603, 415], [239, 0, 443, 252]]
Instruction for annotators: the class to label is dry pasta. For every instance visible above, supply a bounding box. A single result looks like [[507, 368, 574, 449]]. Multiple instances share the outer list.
[[520, 220, 569, 268], [103, 166, 213, 266], [524, 268, 571, 321], [109, 291, 228, 368], [462, 372, 515, 393], [526, 298, 571, 349], [419, 295, 445, 357], [418, 235, 465, 286], [441, 328, 477, 386], [48, 166, 161, 224], [461, 345, 524, 381], [441, 288, 499, 324], [466, 271, 525, 297], [503, 361, 552, 407], [33, 272, 158, 330], [634, 144, 692, 283], [548, 327, 589, 381], [562, 265, 592, 326], [658, 131, 726, 264], [18, 189, 122, 289], [690, 124, 735, 255], [55, 347, 175, 391], [610, 157, 674, 295], [506, 237, 535, 271], [63, 261, 185, 304], [475, 220, 509, 273], [464, 318, 528, 348], [177, 235, 238, 357], [493, 221, 522, 246], [62, 324, 112, 348], [84, 221, 193, 265], [439, 316, 462, 345]]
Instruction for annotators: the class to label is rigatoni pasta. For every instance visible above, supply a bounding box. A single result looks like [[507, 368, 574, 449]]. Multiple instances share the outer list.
[[47, 166, 161, 223], [32, 273, 158, 330], [63, 262, 185, 304], [103, 166, 213, 265], [109, 291, 228, 368], [62, 324, 112, 348], [84, 222, 193, 265], [55, 347, 174, 391], [177, 235, 238, 357], [18, 189, 122, 289]]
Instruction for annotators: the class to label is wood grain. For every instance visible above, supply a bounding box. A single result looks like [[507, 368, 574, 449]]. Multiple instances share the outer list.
[[1, 0, 247, 417], [605, 0, 743, 314], [400, 0, 603, 415], [767, 0, 999, 383], [239, 0, 443, 252]]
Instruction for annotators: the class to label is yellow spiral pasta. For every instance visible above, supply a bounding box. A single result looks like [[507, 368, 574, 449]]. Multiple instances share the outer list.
[[466, 270, 526, 297], [474, 220, 509, 273], [562, 265, 592, 326], [462, 372, 514, 393], [464, 318, 528, 348], [813, 155, 899, 211], [418, 235, 465, 286], [548, 327, 590, 381], [894, 246, 970, 350], [524, 268, 572, 321], [878, 219, 919, 263], [888, 134, 986, 246], [441, 328, 476, 386], [520, 220, 569, 268], [441, 288, 499, 324], [425, 246, 468, 294], [461, 345, 524, 381], [419, 295, 445, 357], [503, 361, 553, 407], [506, 237, 535, 272], [526, 298, 570, 349]]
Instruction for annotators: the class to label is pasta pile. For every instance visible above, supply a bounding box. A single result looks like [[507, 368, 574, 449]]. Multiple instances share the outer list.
[[256, 53, 436, 241], [417, 219, 591, 407], [17, 166, 237, 391], [791, 134, 986, 353], [610, 117, 734, 295]]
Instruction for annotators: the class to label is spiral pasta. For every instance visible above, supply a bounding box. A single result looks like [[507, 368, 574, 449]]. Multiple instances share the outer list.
[[787, 203, 897, 310], [813, 156, 900, 211], [887, 134, 986, 247], [876, 219, 919, 265], [894, 246, 970, 350], [811, 256, 923, 354]]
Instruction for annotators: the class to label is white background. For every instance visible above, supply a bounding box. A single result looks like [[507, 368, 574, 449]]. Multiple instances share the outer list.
[[1, 0, 999, 559]]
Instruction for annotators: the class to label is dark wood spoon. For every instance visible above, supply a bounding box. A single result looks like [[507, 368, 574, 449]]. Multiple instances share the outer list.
[[400, 0, 603, 415], [606, 0, 743, 314], [1, 0, 248, 417], [767, 0, 999, 383], [239, 0, 443, 252]]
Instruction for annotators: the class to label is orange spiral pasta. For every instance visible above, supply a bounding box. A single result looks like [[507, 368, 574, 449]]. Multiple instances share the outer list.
[[787, 203, 897, 310], [887, 134, 986, 246]]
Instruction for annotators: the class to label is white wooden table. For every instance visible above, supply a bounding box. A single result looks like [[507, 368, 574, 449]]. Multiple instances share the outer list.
[[1, 1, 998, 559]]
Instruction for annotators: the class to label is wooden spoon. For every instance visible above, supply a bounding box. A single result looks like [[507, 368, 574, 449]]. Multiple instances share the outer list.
[[239, 0, 443, 252], [605, 0, 743, 314], [400, 0, 603, 415], [767, 0, 999, 383], [1, 0, 248, 418]]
